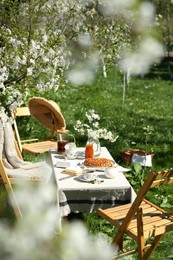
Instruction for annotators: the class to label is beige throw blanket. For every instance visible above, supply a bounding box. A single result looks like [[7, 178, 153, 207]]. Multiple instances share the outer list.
[[0, 120, 70, 217], [1, 122, 51, 182]]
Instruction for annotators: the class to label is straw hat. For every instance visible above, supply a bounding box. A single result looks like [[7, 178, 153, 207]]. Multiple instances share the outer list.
[[28, 97, 68, 133]]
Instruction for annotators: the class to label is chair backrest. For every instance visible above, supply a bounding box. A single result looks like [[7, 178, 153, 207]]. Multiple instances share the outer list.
[[151, 169, 173, 187], [120, 169, 173, 232], [11, 107, 31, 153], [11, 106, 56, 153]]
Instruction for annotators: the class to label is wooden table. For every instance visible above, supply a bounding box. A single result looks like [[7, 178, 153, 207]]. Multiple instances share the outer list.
[[49, 147, 136, 213]]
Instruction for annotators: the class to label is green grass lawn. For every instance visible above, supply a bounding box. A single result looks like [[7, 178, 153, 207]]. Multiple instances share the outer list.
[[1, 63, 173, 259], [56, 63, 173, 259]]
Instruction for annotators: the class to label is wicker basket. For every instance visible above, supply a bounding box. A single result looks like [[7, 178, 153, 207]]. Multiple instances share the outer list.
[[120, 149, 154, 164]]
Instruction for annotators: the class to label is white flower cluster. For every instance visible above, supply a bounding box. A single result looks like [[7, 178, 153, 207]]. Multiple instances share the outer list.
[[74, 109, 119, 142], [0, 0, 164, 115]]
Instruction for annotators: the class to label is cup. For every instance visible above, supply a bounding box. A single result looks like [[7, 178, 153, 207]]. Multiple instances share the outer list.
[[64, 142, 77, 159], [82, 169, 95, 181]]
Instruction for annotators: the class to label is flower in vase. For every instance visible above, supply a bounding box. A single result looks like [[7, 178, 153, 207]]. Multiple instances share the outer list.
[[74, 109, 119, 142]]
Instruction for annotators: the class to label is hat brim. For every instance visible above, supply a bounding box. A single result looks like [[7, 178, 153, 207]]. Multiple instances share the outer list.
[[29, 97, 66, 132]]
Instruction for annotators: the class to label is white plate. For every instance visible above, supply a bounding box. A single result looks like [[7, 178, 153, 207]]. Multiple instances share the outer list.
[[61, 151, 85, 160], [78, 175, 96, 182]]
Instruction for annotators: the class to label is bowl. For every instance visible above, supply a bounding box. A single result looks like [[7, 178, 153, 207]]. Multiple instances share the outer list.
[[105, 167, 119, 179]]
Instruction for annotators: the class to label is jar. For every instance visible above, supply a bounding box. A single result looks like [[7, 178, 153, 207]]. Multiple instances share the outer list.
[[85, 143, 94, 159], [85, 135, 101, 158], [57, 131, 76, 154]]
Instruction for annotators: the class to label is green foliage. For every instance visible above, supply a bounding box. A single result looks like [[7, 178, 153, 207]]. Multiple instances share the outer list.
[[125, 163, 146, 191], [0, 0, 136, 113], [48, 64, 173, 259], [153, 0, 173, 52], [1, 63, 173, 258], [1, 0, 173, 257]]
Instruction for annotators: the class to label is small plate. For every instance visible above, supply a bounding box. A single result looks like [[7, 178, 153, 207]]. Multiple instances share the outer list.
[[78, 175, 96, 182], [62, 151, 85, 160]]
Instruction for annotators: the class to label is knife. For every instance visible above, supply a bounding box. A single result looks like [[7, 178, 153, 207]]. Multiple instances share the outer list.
[[59, 175, 75, 181]]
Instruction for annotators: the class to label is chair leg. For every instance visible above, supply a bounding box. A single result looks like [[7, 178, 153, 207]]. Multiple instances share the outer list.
[[143, 235, 163, 260], [112, 231, 124, 252], [9, 188, 23, 219], [114, 236, 124, 251], [0, 161, 23, 219], [137, 208, 145, 260]]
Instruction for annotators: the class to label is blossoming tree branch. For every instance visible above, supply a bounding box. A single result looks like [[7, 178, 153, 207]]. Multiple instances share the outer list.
[[0, 0, 164, 119]]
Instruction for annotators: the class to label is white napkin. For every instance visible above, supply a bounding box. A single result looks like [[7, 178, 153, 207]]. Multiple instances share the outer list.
[[132, 153, 152, 167], [63, 166, 83, 176], [55, 159, 77, 168]]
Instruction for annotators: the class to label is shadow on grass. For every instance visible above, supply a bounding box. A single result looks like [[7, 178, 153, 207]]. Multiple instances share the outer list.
[[145, 60, 173, 81]]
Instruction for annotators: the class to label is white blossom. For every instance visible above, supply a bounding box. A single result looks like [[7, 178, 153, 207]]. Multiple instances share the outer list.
[[0, 180, 113, 259], [119, 37, 164, 75], [77, 33, 92, 48], [74, 109, 118, 142], [67, 67, 95, 86], [27, 67, 33, 76], [99, 0, 136, 16]]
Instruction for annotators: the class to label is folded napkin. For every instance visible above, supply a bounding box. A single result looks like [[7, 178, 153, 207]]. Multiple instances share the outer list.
[[132, 153, 152, 167], [55, 159, 78, 168], [62, 166, 83, 176]]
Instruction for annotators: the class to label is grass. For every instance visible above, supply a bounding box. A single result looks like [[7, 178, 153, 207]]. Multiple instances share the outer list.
[[2, 62, 173, 259], [45, 64, 173, 169]]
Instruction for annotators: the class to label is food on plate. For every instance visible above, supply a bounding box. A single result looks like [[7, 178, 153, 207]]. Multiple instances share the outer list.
[[84, 158, 114, 167]]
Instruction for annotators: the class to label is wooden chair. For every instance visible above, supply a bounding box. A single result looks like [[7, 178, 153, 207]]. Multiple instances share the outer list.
[[0, 141, 42, 220], [11, 106, 58, 154], [97, 169, 173, 259]]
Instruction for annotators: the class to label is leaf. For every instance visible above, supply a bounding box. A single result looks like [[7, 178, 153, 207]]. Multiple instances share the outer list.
[[133, 163, 142, 174], [160, 197, 172, 209], [160, 202, 172, 208]]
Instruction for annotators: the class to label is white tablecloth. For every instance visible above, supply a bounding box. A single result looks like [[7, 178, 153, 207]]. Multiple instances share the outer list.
[[50, 147, 136, 213]]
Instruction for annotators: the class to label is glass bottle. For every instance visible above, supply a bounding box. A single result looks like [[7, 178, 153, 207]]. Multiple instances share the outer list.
[[85, 134, 101, 158], [85, 142, 94, 159]]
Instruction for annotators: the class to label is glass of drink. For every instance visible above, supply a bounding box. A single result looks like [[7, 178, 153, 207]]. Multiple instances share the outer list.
[[57, 133, 76, 154], [57, 140, 69, 154], [85, 144, 94, 159]]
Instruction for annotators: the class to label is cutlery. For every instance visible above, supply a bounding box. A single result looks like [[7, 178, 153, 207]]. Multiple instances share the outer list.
[[59, 175, 75, 181]]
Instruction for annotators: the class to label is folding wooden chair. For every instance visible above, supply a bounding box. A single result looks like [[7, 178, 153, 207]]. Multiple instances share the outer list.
[[97, 169, 173, 259], [11, 106, 58, 154], [0, 141, 42, 220]]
